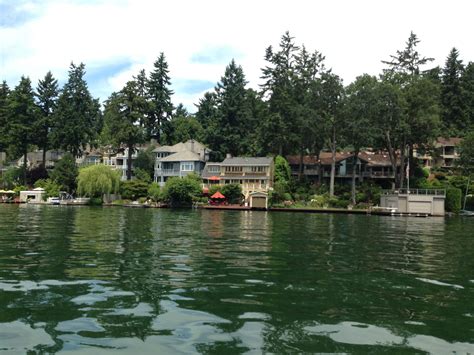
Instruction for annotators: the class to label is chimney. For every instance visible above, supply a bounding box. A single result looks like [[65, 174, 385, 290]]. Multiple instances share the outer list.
[[226, 153, 232, 159]]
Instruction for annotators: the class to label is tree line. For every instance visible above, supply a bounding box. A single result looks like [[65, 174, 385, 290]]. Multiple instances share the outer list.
[[1, 32, 474, 192]]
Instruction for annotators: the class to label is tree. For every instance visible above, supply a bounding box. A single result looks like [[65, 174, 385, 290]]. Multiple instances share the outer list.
[[7, 76, 39, 184], [102, 80, 146, 180], [195, 92, 224, 160], [461, 62, 474, 130], [441, 48, 466, 135], [51, 62, 100, 157], [214, 59, 254, 157], [382, 31, 434, 76], [261, 32, 300, 155], [50, 153, 78, 193], [458, 131, 474, 176], [220, 183, 243, 204], [77, 165, 120, 198], [35, 71, 59, 167], [134, 146, 156, 179], [343, 75, 379, 204], [147, 53, 173, 142], [314, 72, 345, 196], [0, 81, 10, 153]]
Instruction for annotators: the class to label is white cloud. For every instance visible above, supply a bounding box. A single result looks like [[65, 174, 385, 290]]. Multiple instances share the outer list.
[[1, 0, 474, 111]]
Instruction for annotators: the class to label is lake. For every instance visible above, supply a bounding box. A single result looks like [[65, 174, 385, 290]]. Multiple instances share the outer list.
[[0, 204, 473, 353]]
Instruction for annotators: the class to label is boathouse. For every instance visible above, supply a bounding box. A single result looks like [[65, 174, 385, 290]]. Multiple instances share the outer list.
[[380, 189, 445, 216]]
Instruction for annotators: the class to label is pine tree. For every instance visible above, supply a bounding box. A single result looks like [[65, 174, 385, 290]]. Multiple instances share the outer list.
[[102, 80, 145, 180], [51, 63, 100, 157], [260, 32, 300, 155], [0, 81, 10, 153], [35, 71, 59, 167], [215, 59, 252, 157], [441, 48, 466, 135], [382, 31, 434, 76], [147, 53, 173, 142], [7, 76, 39, 184], [461, 62, 474, 130]]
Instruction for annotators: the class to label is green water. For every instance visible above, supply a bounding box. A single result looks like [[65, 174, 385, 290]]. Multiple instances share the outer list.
[[0, 205, 473, 354]]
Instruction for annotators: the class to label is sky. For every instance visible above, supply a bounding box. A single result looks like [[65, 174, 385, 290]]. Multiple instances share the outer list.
[[1, 0, 473, 112]]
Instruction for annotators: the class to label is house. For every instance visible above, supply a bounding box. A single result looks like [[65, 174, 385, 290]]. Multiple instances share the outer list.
[[414, 137, 462, 170], [153, 140, 210, 186], [76, 149, 103, 167], [434, 137, 462, 168], [287, 151, 397, 183], [202, 156, 274, 199], [15, 150, 64, 169]]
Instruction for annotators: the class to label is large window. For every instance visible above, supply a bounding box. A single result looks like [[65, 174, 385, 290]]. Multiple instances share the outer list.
[[225, 166, 243, 173], [251, 166, 266, 173], [181, 163, 194, 171], [208, 165, 220, 173]]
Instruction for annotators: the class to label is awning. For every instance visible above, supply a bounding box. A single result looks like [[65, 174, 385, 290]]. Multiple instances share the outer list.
[[208, 176, 221, 181], [210, 191, 225, 199]]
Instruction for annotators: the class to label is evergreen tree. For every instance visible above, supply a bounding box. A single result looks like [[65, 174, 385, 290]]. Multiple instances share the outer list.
[[261, 31, 300, 155], [382, 31, 434, 76], [0, 81, 10, 153], [441, 48, 466, 135], [35, 71, 59, 167], [215, 59, 253, 157], [147, 53, 173, 142], [102, 80, 146, 180], [7, 76, 39, 184], [195, 92, 223, 160], [461, 62, 474, 130], [51, 63, 100, 157], [343, 74, 379, 203]]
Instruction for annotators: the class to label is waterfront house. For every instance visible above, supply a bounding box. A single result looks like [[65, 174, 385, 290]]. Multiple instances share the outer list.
[[413, 137, 463, 170], [287, 151, 397, 183], [202, 156, 274, 201], [153, 140, 210, 186], [15, 150, 64, 169]]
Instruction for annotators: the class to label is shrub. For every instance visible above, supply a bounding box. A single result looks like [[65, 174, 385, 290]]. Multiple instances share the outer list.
[[220, 183, 243, 204], [148, 182, 162, 202], [120, 180, 149, 200], [88, 197, 103, 206], [133, 168, 152, 183], [34, 178, 61, 198], [446, 188, 462, 213], [163, 175, 202, 207]]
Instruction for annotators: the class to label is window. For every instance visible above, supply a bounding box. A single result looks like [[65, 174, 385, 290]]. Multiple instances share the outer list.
[[251, 166, 266, 173], [208, 165, 220, 173], [225, 166, 242, 173], [181, 163, 194, 171]]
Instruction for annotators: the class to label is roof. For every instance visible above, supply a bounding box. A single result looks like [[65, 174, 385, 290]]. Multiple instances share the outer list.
[[287, 151, 395, 167], [153, 140, 209, 154], [435, 137, 462, 147], [159, 150, 203, 162], [221, 157, 273, 166]]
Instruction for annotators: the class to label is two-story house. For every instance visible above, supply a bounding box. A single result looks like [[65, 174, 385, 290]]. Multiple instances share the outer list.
[[287, 151, 397, 183], [153, 140, 210, 186]]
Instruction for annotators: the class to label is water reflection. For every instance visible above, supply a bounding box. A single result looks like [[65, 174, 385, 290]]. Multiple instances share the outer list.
[[0, 205, 473, 353]]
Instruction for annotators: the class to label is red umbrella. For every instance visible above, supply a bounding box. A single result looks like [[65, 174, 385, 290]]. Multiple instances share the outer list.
[[208, 176, 221, 181], [210, 191, 225, 199]]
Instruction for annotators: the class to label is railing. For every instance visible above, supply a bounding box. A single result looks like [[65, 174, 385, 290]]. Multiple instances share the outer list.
[[381, 189, 446, 196], [156, 169, 180, 176]]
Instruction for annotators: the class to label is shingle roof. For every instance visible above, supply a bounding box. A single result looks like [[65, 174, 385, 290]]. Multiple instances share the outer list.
[[159, 150, 202, 162], [221, 157, 273, 166]]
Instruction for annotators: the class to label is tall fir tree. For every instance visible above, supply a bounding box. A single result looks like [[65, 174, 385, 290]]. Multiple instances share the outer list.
[[461, 62, 474, 130], [51, 62, 100, 157], [0, 81, 10, 154], [147, 53, 173, 142], [7, 76, 39, 184], [260, 31, 300, 155], [102, 80, 145, 180], [215, 59, 253, 157], [441, 48, 466, 135], [35, 71, 59, 167]]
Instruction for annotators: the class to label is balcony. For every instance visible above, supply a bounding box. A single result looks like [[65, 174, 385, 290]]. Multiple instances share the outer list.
[[156, 169, 180, 177]]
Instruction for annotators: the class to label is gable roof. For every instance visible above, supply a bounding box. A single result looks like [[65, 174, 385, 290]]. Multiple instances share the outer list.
[[159, 150, 202, 162], [221, 157, 273, 166]]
